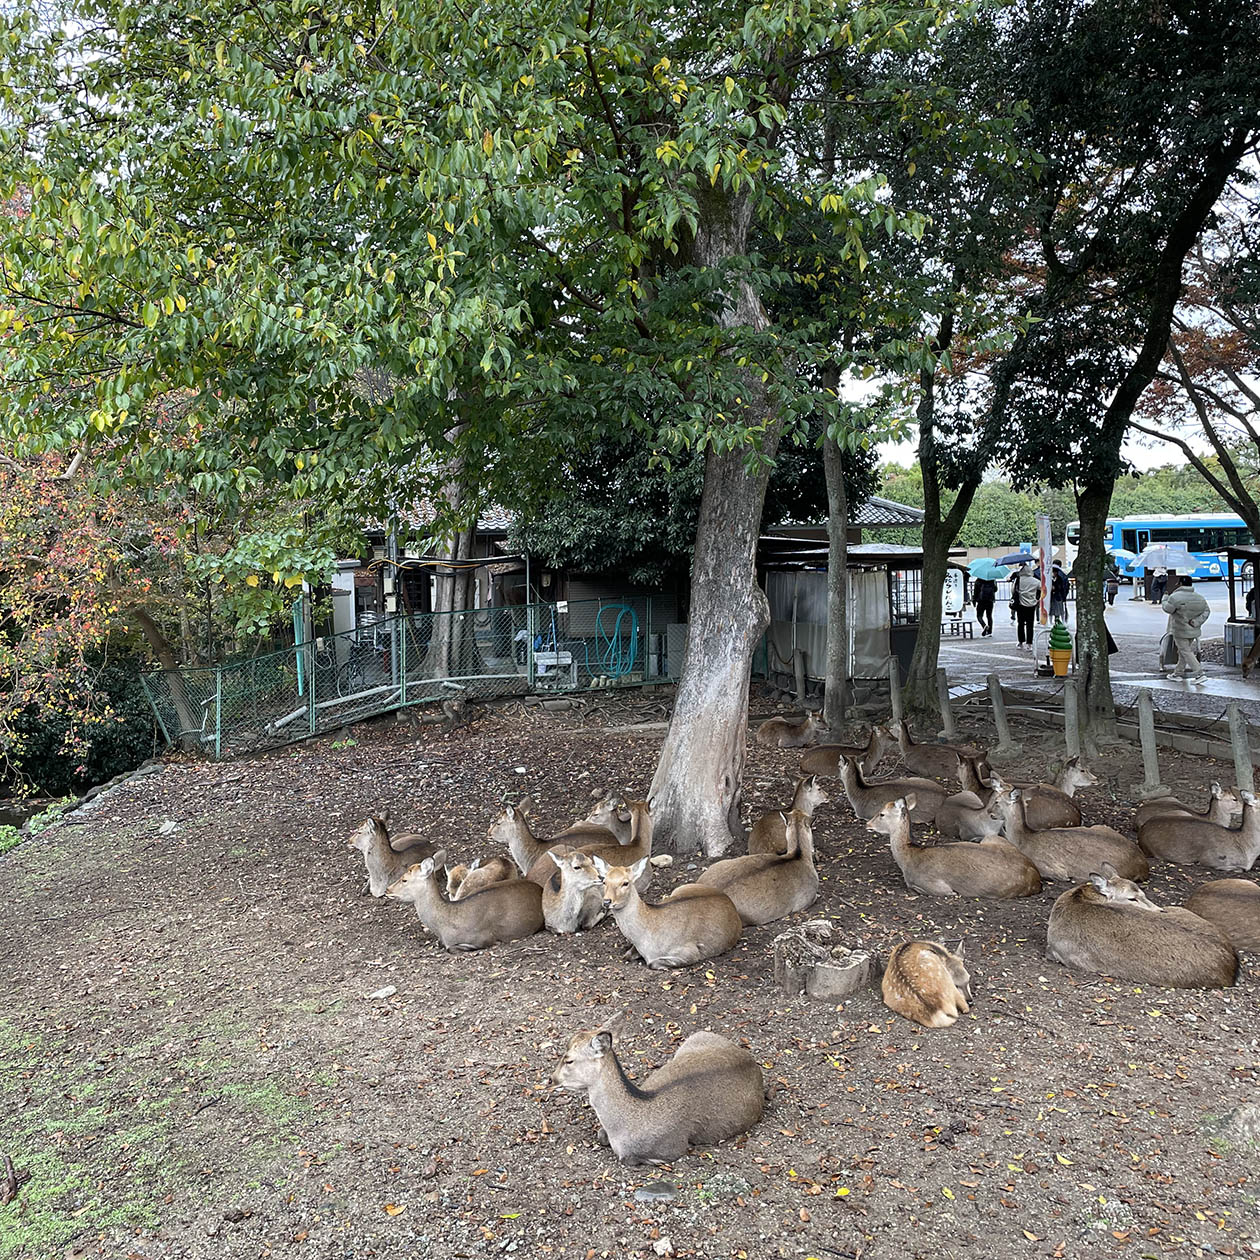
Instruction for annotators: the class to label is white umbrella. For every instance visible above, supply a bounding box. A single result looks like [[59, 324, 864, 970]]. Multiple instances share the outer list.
[[1105, 547, 1139, 563], [1129, 544, 1197, 574]]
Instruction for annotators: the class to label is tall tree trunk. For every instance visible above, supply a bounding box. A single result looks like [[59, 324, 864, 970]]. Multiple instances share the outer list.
[[1073, 478, 1116, 746], [133, 606, 199, 750], [650, 188, 783, 857], [822, 431, 849, 733]]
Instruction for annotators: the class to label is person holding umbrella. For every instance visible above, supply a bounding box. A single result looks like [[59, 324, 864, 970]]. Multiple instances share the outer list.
[[967, 557, 1008, 637], [1162, 576, 1210, 683], [1011, 562, 1040, 650]]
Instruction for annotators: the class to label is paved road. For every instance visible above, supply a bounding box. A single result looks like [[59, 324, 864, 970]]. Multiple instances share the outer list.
[[939, 584, 1260, 723]]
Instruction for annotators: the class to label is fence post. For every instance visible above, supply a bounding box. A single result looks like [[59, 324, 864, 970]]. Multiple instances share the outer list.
[[307, 644, 317, 736], [214, 666, 223, 761], [400, 617, 408, 707], [1063, 678, 1082, 760], [1227, 701, 1255, 794], [793, 649, 807, 707], [527, 601, 538, 691], [936, 667, 958, 739], [1136, 688, 1167, 798], [887, 658, 902, 729], [986, 672, 1022, 762]]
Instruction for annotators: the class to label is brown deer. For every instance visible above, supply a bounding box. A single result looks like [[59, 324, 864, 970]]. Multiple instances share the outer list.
[[1138, 791, 1260, 870], [838, 756, 949, 825], [541, 850, 607, 933], [799, 724, 895, 778], [523, 800, 653, 888], [755, 711, 824, 748], [867, 796, 1041, 899], [1135, 782, 1241, 831], [882, 941, 972, 1028], [748, 776, 829, 855], [550, 1013, 763, 1164], [445, 856, 516, 900], [347, 817, 436, 897], [957, 756, 1098, 830], [934, 788, 1007, 841], [1183, 879, 1260, 950], [696, 810, 819, 925], [1046, 864, 1237, 988], [991, 784, 1148, 883], [385, 850, 543, 951], [896, 720, 987, 781], [551, 793, 633, 845], [593, 856, 742, 969]]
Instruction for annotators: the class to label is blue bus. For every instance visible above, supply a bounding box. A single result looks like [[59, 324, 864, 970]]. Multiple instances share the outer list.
[[1064, 512, 1253, 579]]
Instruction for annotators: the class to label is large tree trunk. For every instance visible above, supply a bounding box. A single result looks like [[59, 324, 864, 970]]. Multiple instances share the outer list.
[[822, 432, 849, 733], [1073, 478, 1116, 746], [649, 187, 783, 857]]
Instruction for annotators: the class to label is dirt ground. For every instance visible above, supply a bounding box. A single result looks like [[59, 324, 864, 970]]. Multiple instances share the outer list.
[[2, 693, 1257, 1260]]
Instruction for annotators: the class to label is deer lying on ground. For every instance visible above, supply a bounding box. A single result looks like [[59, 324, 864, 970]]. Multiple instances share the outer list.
[[934, 785, 1007, 841], [896, 720, 987, 781], [1184, 878, 1260, 950], [488, 798, 653, 889], [990, 784, 1149, 883], [867, 796, 1041, 898], [385, 850, 543, 951], [839, 756, 949, 825], [748, 776, 829, 855], [593, 855, 742, 969], [799, 725, 895, 778], [1134, 782, 1243, 832], [551, 792, 633, 845], [696, 810, 819, 925], [1138, 791, 1260, 870], [541, 850, 607, 933], [347, 817, 436, 897], [445, 856, 517, 900], [882, 941, 972, 1028], [755, 711, 824, 748], [956, 755, 1099, 830], [550, 1013, 764, 1164], [1046, 863, 1237, 988]]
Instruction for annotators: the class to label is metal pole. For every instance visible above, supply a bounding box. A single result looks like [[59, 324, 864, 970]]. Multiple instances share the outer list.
[[214, 667, 223, 760], [1136, 688, 1166, 798], [400, 615, 408, 707], [936, 667, 957, 739], [1063, 677, 1082, 759], [887, 657, 902, 729], [986, 673, 1022, 761], [1227, 700, 1255, 794]]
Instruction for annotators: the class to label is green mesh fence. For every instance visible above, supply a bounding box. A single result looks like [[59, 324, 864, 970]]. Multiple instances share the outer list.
[[139, 597, 655, 759]]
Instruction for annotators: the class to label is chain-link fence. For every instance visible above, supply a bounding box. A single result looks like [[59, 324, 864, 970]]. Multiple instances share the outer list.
[[139, 597, 657, 759]]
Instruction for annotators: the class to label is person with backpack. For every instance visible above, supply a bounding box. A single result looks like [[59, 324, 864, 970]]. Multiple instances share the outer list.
[[1104, 565, 1120, 607], [1011, 563, 1040, 650], [1049, 561, 1070, 621], [972, 576, 997, 637]]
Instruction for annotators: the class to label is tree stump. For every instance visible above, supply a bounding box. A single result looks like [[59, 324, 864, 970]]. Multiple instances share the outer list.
[[772, 920, 877, 1000]]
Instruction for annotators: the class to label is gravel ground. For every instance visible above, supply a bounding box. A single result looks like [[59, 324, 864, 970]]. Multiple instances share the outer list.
[[1, 697, 1257, 1260]]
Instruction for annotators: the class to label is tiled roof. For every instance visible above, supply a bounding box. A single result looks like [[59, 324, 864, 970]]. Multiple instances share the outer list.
[[850, 497, 925, 527]]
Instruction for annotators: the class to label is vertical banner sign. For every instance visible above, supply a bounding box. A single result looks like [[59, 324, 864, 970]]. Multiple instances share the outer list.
[[1036, 512, 1053, 625]]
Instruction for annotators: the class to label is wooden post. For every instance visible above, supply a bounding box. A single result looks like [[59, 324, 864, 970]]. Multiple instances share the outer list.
[[1227, 701, 1255, 795], [793, 648, 807, 707], [888, 657, 902, 730], [986, 673, 1021, 762], [1063, 678, 1082, 760], [1135, 688, 1168, 799], [936, 667, 958, 739]]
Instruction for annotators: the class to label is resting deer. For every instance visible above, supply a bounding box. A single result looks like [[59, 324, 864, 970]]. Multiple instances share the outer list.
[[839, 756, 948, 825], [882, 941, 972, 1029], [697, 810, 819, 925], [868, 796, 1041, 898], [799, 725, 895, 778], [1134, 782, 1243, 831], [1184, 879, 1260, 950], [991, 784, 1148, 883], [347, 817, 436, 897], [755, 711, 824, 748], [1138, 791, 1260, 870], [594, 855, 742, 969], [1046, 864, 1237, 988], [541, 850, 607, 933], [896, 720, 987, 781], [445, 856, 516, 900], [550, 1013, 763, 1164], [525, 800, 653, 888], [957, 756, 1098, 830], [385, 850, 543, 951], [935, 787, 1007, 841], [748, 776, 829, 855], [552, 793, 633, 846]]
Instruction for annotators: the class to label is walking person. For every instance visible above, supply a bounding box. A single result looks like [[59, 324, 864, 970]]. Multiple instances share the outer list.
[[1104, 564, 1120, 607], [1011, 563, 1040, 651], [1049, 561, 1070, 621], [1151, 566, 1168, 605], [973, 576, 997, 637], [1162, 576, 1210, 683]]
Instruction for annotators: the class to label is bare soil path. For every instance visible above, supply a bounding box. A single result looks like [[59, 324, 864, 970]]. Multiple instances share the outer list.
[[1, 700, 1257, 1260]]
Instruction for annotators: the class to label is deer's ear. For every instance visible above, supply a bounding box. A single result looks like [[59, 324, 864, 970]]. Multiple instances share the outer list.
[[1088, 872, 1108, 893], [589, 1031, 613, 1056], [1099, 860, 1118, 879], [903, 792, 917, 811]]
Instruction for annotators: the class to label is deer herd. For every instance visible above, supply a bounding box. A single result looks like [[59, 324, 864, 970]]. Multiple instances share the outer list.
[[345, 710, 1258, 1165]]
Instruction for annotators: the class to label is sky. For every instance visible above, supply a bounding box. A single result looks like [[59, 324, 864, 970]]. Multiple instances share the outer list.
[[878, 430, 1196, 474]]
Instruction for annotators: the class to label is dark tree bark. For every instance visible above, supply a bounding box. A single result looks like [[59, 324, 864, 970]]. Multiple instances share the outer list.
[[1072, 478, 1116, 747], [821, 430, 849, 733], [649, 188, 784, 857]]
